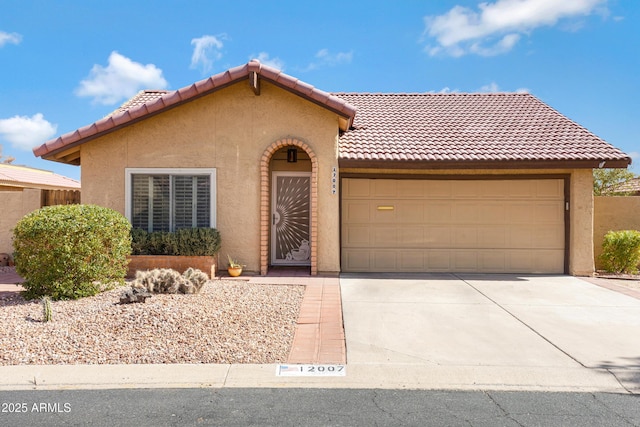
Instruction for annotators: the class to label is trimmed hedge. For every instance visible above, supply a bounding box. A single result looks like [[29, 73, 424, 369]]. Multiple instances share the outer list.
[[600, 230, 640, 274], [13, 204, 132, 300], [131, 227, 221, 256]]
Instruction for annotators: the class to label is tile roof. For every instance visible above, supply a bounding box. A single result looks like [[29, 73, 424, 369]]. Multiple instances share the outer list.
[[335, 92, 631, 167], [34, 60, 357, 161], [33, 61, 631, 169], [607, 177, 640, 194], [0, 163, 80, 189]]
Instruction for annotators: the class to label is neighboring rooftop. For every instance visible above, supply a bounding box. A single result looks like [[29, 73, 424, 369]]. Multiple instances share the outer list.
[[0, 163, 80, 190], [606, 177, 640, 195]]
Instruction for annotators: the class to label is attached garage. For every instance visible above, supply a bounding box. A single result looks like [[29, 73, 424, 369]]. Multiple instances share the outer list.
[[342, 177, 567, 274]]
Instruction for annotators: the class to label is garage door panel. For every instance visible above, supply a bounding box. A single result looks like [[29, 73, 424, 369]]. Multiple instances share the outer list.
[[536, 179, 564, 198], [424, 180, 453, 198], [426, 226, 452, 247], [343, 225, 370, 246], [398, 227, 426, 246], [397, 180, 425, 198], [532, 225, 565, 248], [453, 181, 481, 198], [342, 178, 565, 274], [477, 202, 507, 224], [477, 226, 506, 247], [344, 179, 371, 198], [426, 202, 453, 223], [344, 201, 370, 222], [452, 203, 478, 223], [372, 180, 397, 197], [534, 202, 564, 223], [453, 227, 478, 248], [399, 251, 426, 270], [397, 201, 425, 222], [373, 227, 397, 246], [343, 249, 371, 271], [505, 203, 536, 223]]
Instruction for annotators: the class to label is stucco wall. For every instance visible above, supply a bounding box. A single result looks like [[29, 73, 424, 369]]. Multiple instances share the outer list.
[[0, 188, 41, 254], [593, 196, 640, 270], [340, 167, 595, 276], [81, 81, 341, 274]]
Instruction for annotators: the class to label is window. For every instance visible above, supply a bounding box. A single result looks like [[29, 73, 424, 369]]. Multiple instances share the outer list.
[[125, 168, 216, 232]]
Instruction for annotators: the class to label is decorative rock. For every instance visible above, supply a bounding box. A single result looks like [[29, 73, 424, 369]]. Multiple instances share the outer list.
[[119, 287, 152, 304]]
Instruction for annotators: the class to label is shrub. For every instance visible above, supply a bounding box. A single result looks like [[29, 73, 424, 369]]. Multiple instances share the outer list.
[[132, 267, 208, 294], [130, 228, 221, 256], [600, 230, 640, 274], [13, 204, 132, 300]]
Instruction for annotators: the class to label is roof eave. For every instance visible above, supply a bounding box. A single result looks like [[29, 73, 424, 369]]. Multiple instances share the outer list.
[[338, 158, 633, 170]]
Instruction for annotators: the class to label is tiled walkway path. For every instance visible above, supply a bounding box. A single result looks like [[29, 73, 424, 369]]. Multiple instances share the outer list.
[[0, 268, 347, 365]]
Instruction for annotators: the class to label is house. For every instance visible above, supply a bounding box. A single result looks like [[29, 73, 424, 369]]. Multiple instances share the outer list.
[[606, 177, 640, 196], [0, 163, 80, 255], [33, 60, 631, 276]]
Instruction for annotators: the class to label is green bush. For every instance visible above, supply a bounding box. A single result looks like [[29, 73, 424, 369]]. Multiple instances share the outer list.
[[600, 230, 640, 274], [13, 204, 132, 300], [131, 228, 221, 256]]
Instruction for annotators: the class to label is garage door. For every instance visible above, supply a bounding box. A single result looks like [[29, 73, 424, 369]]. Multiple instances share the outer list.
[[341, 178, 566, 274]]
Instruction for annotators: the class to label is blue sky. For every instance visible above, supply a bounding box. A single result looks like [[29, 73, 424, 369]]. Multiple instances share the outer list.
[[0, 0, 638, 181]]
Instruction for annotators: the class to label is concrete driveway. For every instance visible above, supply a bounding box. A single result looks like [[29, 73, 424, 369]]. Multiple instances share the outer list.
[[340, 274, 640, 392]]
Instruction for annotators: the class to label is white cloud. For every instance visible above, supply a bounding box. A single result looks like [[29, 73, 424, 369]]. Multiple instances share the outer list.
[[0, 31, 22, 47], [428, 86, 460, 94], [253, 52, 285, 70], [424, 0, 607, 57], [0, 113, 57, 150], [190, 34, 226, 74], [75, 51, 168, 105], [479, 82, 501, 92], [304, 49, 353, 71]]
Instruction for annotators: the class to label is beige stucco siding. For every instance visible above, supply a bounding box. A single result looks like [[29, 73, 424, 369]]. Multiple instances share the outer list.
[[81, 81, 341, 274], [340, 168, 595, 275], [0, 188, 40, 254]]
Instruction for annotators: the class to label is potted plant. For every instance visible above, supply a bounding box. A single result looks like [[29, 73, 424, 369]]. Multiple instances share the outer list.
[[227, 255, 245, 277]]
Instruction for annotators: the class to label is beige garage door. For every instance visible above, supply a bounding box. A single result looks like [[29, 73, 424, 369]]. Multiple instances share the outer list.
[[341, 178, 565, 274]]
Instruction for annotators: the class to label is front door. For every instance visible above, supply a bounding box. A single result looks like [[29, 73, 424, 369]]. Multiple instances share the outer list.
[[271, 172, 311, 265]]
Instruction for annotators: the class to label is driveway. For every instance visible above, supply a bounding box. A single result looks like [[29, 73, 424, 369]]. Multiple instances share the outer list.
[[340, 274, 640, 392]]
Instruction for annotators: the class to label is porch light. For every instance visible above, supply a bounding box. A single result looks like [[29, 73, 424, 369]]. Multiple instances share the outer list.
[[287, 148, 298, 163]]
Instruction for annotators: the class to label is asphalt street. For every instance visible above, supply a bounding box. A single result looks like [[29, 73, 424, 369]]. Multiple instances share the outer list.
[[1, 388, 639, 426]]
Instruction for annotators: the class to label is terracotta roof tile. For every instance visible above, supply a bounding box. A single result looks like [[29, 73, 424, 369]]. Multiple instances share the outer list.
[[33, 62, 631, 169], [334, 93, 631, 166], [0, 163, 80, 189], [34, 61, 356, 159]]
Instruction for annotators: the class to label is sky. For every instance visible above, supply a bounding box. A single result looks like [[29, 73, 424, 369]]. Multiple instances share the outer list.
[[0, 0, 638, 181]]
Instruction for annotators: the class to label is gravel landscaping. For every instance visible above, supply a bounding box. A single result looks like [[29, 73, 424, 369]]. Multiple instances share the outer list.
[[0, 280, 304, 365]]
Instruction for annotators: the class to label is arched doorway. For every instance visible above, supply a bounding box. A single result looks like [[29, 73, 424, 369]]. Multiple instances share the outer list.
[[260, 139, 318, 275]]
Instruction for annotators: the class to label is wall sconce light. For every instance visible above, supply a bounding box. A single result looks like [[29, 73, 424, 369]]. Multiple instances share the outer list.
[[287, 148, 298, 163]]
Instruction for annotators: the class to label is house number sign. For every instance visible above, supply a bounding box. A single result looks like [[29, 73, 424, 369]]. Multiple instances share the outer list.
[[276, 364, 346, 377], [331, 167, 337, 195]]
